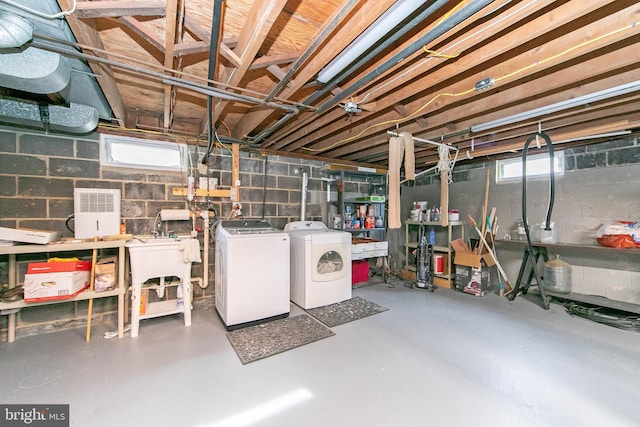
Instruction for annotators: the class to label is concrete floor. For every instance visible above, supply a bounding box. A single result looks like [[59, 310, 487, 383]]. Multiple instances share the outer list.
[[2, 281, 640, 427]]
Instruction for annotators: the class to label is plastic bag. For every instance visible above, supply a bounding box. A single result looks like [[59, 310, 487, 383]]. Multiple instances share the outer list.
[[596, 221, 640, 248]]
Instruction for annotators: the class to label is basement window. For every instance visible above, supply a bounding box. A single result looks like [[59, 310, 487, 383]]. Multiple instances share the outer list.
[[497, 151, 564, 183], [100, 134, 188, 172]]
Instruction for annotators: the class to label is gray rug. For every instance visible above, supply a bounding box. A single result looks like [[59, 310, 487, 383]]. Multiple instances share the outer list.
[[226, 314, 334, 364], [305, 296, 389, 327]]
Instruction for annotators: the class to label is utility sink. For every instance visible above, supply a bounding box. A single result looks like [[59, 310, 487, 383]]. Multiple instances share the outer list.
[[126, 237, 195, 285], [125, 237, 199, 337]]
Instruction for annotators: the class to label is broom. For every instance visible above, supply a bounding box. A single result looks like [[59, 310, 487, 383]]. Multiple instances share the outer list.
[[468, 215, 512, 293]]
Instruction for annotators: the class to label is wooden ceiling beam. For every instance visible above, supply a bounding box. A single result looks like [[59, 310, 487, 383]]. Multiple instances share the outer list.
[[269, 0, 613, 152], [213, 0, 289, 122], [250, 51, 301, 70], [182, 15, 239, 48], [173, 41, 210, 57], [163, 0, 178, 129], [75, 1, 166, 18], [219, 43, 242, 68], [231, 0, 397, 140], [263, 0, 504, 149], [287, 0, 638, 155], [118, 16, 165, 53], [340, 67, 640, 165], [57, 0, 126, 126]]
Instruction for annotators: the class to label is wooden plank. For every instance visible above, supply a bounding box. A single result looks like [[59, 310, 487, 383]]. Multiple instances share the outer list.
[[267, 0, 573, 151], [250, 51, 301, 70], [263, 0, 502, 149], [57, 0, 126, 126], [118, 16, 165, 53], [219, 42, 241, 68], [280, 0, 638, 157], [75, 1, 166, 18], [173, 41, 210, 57], [215, 0, 289, 123], [231, 0, 395, 139], [173, 188, 231, 198], [266, 64, 287, 82], [163, 0, 178, 129], [182, 15, 238, 47]]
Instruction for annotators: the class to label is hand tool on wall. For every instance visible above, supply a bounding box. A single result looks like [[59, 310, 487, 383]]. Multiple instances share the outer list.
[[86, 236, 98, 342]]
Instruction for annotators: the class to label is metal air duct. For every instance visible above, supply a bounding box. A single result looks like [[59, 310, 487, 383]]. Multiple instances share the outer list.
[[0, 97, 98, 133], [0, 11, 33, 48]]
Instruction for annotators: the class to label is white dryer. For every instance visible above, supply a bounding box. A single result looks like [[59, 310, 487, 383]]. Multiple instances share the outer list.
[[284, 221, 351, 309]]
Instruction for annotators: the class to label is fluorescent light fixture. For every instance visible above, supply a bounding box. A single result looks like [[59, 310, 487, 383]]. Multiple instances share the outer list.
[[471, 80, 640, 133], [316, 0, 425, 84]]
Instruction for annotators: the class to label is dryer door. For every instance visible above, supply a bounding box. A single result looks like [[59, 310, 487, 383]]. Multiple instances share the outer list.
[[311, 234, 349, 282]]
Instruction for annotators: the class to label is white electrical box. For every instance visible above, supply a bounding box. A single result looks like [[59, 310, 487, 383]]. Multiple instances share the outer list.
[[73, 188, 121, 239]]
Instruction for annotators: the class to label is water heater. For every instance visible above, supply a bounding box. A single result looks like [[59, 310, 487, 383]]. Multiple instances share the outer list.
[[73, 188, 121, 239]]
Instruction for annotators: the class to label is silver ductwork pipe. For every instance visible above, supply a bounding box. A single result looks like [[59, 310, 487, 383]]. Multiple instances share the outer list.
[[0, 11, 33, 48], [0, 99, 99, 133]]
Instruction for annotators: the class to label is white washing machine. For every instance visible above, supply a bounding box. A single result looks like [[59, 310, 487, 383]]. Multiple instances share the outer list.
[[215, 220, 290, 330], [284, 221, 351, 309]]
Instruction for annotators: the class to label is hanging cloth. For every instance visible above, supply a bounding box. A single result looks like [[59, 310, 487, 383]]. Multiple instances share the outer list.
[[388, 133, 416, 229], [400, 132, 415, 180]]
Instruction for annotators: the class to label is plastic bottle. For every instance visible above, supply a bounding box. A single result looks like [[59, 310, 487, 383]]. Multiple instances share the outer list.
[[429, 228, 436, 246], [515, 219, 527, 240]]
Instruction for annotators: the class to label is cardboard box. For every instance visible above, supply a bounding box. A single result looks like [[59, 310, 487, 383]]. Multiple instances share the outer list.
[[0, 226, 59, 244], [454, 263, 491, 296], [453, 240, 495, 297], [94, 256, 118, 292], [24, 261, 91, 302]]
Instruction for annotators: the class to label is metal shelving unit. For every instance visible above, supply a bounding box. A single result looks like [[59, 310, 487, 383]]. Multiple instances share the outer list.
[[324, 166, 388, 241], [323, 166, 388, 283]]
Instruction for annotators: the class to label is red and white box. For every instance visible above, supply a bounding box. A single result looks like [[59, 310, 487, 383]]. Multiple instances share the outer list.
[[24, 261, 91, 302]]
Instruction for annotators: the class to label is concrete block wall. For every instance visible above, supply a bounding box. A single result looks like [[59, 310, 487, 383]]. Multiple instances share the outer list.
[[393, 136, 640, 305], [0, 126, 326, 339]]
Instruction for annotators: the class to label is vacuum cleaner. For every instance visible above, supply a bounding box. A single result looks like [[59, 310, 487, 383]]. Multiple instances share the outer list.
[[415, 222, 434, 291]]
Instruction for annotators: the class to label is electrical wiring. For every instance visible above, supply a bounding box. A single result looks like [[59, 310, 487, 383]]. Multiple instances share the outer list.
[[0, 0, 76, 19], [304, 18, 638, 154], [422, 48, 459, 59], [357, 0, 524, 106], [302, 89, 474, 152], [493, 22, 638, 85]]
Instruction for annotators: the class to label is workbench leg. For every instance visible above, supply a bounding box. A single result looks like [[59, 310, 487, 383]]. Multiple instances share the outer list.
[[182, 264, 192, 327], [130, 282, 141, 338], [118, 246, 126, 338], [8, 254, 16, 342]]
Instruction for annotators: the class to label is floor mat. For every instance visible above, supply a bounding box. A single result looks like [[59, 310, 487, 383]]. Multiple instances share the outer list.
[[226, 314, 334, 364], [305, 296, 389, 327]]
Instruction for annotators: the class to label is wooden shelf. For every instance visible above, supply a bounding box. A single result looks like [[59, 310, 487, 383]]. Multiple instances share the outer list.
[[173, 187, 231, 198], [0, 239, 127, 342], [494, 239, 640, 254], [0, 288, 124, 311]]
